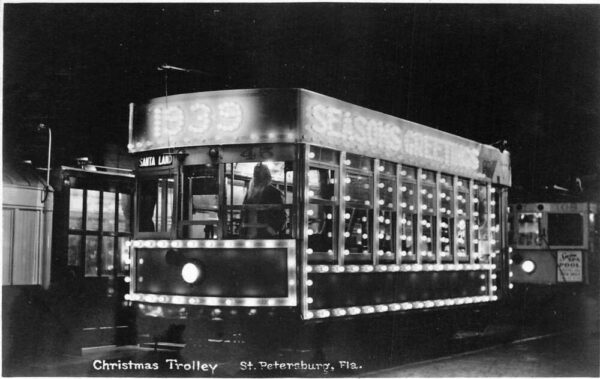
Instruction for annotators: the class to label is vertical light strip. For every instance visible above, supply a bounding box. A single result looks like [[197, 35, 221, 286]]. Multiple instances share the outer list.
[[338, 151, 347, 266], [301, 144, 311, 318], [487, 183, 493, 297], [435, 172, 442, 265], [468, 178, 475, 265], [396, 163, 403, 265], [373, 158, 380, 265], [452, 175, 459, 265], [416, 168, 423, 265]]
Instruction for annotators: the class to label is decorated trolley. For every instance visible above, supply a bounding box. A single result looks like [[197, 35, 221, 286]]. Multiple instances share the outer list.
[[509, 202, 598, 287], [126, 88, 512, 344]]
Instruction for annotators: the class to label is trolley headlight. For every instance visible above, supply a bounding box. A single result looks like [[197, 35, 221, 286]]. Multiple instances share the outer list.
[[181, 262, 202, 284], [521, 259, 536, 274]]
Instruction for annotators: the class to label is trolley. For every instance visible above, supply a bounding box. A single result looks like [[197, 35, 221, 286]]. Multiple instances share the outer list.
[[125, 88, 512, 347]]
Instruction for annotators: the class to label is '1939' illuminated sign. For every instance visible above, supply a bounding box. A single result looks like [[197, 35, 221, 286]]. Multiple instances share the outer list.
[[139, 154, 173, 168], [150, 101, 243, 138]]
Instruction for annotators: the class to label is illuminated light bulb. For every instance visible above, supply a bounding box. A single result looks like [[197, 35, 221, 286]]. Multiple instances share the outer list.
[[421, 174, 427, 180], [491, 274, 497, 279], [409, 206, 415, 211], [401, 170, 407, 176], [490, 188, 496, 193], [328, 249, 334, 255], [345, 177, 352, 184], [327, 232, 333, 238], [344, 195, 351, 201], [309, 152, 316, 159], [378, 182, 385, 188], [306, 248, 314, 255], [362, 306, 375, 314], [348, 307, 361, 315], [401, 303, 413, 310], [424, 301, 434, 308], [309, 190, 315, 197], [307, 297, 314, 304], [401, 202, 407, 208], [308, 229, 314, 236], [421, 205, 428, 210], [377, 265, 388, 272], [509, 283, 514, 289], [480, 286, 487, 292], [378, 233, 384, 239], [307, 209, 314, 216], [361, 266, 374, 273], [124, 276, 131, 283], [344, 250, 350, 255], [509, 259, 514, 265], [389, 264, 400, 272], [378, 250, 384, 256], [344, 159, 352, 166], [333, 308, 347, 317], [414, 301, 424, 308], [364, 200, 371, 206], [378, 166, 385, 172], [344, 232, 350, 238], [385, 218, 391, 224], [492, 286, 498, 291], [305, 312, 314, 320], [306, 266, 313, 273], [509, 271, 514, 277], [379, 199, 385, 205], [244, 240, 254, 248], [401, 186, 407, 192], [445, 299, 455, 306], [434, 300, 445, 307], [480, 274, 486, 280], [375, 305, 388, 312], [390, 303, 401, 311]]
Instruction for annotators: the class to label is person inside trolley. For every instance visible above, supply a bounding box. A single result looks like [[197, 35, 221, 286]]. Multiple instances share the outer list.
[[240, 163, 286, 238]]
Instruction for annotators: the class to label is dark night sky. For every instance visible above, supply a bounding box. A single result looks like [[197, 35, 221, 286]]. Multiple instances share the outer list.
[[3, 3, 600, 197]]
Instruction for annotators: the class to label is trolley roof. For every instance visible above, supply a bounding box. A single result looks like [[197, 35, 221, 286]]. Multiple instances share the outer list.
[[130, 88, 510, 185]]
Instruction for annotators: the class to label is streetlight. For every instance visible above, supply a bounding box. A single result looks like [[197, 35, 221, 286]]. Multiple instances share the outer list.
[[36, 123, 52, 202]]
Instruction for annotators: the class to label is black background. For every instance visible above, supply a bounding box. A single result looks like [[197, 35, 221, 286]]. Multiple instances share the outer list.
[[4, 4, 599, 197]]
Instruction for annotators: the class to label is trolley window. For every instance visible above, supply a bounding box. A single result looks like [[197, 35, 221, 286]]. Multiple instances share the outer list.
[[547, 213, 584, 246], [343, 153, 374, 263], [473, 182, 488, 258], [68, 187, 133, 277], [517, 212, 542, 247], [138, 177, 174, 233], [182, 165, 219, 239], [439, 174, 454, 262], [307, 146, 338, 263], [419, 169, 436, 262], [400, 166, 417, 262], [224, 161, 292, 239], [456, 178, 470, 261], [377, 160, 396, 263]]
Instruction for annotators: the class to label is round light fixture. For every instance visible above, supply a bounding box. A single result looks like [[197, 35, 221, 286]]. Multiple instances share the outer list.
[[521, 259, 536, 274], [181, 262, 202, 284]]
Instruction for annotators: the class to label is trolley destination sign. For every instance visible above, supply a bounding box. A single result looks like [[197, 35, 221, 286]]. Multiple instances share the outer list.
[[129, 88, 510, 185]]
